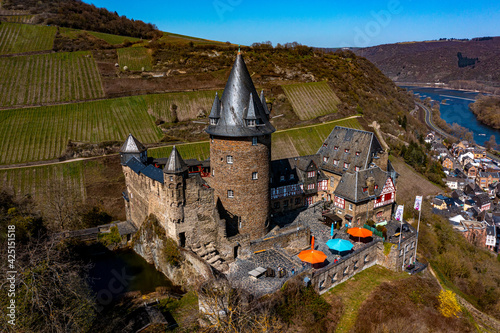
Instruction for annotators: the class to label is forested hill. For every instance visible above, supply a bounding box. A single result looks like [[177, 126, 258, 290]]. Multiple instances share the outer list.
[[355, 37, 500, 92], [1, 0, 161, 39]]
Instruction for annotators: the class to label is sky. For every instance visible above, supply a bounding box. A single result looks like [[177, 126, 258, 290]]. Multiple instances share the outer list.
[[83, 0, 500, 47]]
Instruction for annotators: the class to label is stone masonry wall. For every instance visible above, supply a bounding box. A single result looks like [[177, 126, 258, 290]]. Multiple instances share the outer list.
[[250, 224, 310, 253], [210, 135, 271, 239], [311, 240, 381, 294]]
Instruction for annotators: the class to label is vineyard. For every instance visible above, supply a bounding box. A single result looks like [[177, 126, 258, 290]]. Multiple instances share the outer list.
[[0, 96, 162, 164], [149, 142, 210, 161], [0, 15, 35, 23], [87, 31, 142, 45], [0, 22, 56, 55], [271, 117, 363, 159], [281, 81, 341, 120], [0, 51, 104, 107], [117, 47, 152, 71], [0, 161, 86, 204], [144, 90, 222, 122]]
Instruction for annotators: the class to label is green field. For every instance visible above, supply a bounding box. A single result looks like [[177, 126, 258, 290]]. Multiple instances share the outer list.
[[271, 117, 363, 159], [0, 51, 104, 107], [0, 15, 35, 23], [0, 96, 162, 164], [281, 81, 341, 120], [0, 22, 56, 55], [117, 47, 152, 71], [87, 31, 142, 45], [144, 90, 222, 122], [0, 161, 86, 204], [149, 142, 211, 161]]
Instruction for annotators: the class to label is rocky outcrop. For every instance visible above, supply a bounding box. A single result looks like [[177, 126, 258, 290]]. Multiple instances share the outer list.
[[132, 215, 214, 287]]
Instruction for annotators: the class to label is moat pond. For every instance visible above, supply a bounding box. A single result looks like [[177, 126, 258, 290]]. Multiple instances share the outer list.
[[79, 244, 175, 300], [401, 86, 500, 146]]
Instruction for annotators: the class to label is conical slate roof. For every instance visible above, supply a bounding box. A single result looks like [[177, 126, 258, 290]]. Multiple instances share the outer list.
[[208, 92, 221, 119], [163, 146, 188, 174], [120, 133, 147, 153], [260, 90, 270, 116], [205, 54, 275, 137]]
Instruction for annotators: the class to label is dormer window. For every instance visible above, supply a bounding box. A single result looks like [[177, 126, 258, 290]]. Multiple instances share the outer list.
[[374, 185, 379, 189], [323, 143, 328, 147], [355, 166, 360, 171], [333, 159, 339, 166], [290, 174, 294, 180], [210, 118, 218, 125], [280, 175, 285, 182], [355, 151, 360, 156], [345, 149, 350, 153], [334, 146, 339, 150], [343, 162, 350, 169], [246, 119, 256, 127], [323, 156, 328, 162], [363, 187, 367, 192]]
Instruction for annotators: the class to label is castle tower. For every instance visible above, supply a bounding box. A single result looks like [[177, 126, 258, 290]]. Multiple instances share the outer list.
[[163, 146, 188, 226], [206, 53, 275, 239], [120, 133, 147, 165]]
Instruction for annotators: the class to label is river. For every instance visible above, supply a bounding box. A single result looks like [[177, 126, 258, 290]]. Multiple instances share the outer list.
[[400, 86, 500, 146], [78, 244, 176, 300]]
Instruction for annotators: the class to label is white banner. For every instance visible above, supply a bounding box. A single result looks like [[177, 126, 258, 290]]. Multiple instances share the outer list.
[[414, 196, 423, 211], [395, 205, 404, 221]]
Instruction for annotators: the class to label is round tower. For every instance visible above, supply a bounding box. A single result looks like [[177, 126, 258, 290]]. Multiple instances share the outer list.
[[163, 146, 188, 233], [206, 53, 275, 240]]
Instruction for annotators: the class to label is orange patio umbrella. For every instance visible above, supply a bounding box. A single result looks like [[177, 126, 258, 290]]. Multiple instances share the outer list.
[[347, 227, 373, 242], [298, 236, 327, 264]]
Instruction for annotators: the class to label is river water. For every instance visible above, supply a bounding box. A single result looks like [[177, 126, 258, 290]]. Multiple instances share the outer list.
[[80, 244, 175, 300], [400, 86, 500, 146]]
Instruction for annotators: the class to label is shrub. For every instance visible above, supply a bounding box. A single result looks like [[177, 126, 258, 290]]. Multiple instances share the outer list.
[[98, 225, 121, 246], [438, 289, 461, 318]]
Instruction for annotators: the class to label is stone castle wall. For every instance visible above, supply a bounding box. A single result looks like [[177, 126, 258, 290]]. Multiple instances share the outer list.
[[210, 135, 272, 239]]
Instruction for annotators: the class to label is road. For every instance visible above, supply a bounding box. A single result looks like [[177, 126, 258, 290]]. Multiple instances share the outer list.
[[416, 102, 454, 139]]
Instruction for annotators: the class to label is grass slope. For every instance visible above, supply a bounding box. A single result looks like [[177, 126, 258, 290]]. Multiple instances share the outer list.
[[279, 81, 341, 120], [0, 22, 56, 54], [0, 96, 162, 164], [0, 51, 104, 107], [323, 265, 408, 333], [117, 47, 152, 71]]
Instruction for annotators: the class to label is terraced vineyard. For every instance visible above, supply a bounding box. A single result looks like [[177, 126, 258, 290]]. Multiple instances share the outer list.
[[0, 51, 104, 107], [87, 31, 142, 44], [281, 81, 341, 120], [0, 96, 162, 164], [144, 90, 222, 122], [0, 162, 86, 204], [0, 15, 35, 23], [271, 117, 363, 159], [117, 47, 152, 71], [149, 142, 211, 161], [0, 22, 56, 55]]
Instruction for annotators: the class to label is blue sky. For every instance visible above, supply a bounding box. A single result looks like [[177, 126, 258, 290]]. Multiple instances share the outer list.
[[83, 0, 500, 47]]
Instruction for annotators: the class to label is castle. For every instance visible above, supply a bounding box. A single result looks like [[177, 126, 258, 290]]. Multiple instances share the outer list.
[[120, 53, 398, 271]]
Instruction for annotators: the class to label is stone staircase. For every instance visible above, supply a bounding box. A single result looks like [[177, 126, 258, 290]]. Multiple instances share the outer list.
[[191, 241, 228, 272]]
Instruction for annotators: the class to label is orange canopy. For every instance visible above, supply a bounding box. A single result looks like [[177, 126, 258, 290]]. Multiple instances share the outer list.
[[347, 227, 373, 238], [297, 236, 327, 264], [298, 249, 327, 264]]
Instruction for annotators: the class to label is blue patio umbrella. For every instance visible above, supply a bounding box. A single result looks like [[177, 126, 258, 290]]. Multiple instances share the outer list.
[[330, 223, 334, 238], [326, 239, 353, 252]]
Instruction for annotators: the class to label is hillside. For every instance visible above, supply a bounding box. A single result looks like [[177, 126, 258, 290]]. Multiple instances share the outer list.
[[356, 37, 500, 93]]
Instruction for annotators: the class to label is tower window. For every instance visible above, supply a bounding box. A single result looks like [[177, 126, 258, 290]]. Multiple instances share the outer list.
[[228, 190, 234, 198], [227, 155, 233, 164], [170, 176, 173, 181], [252, 137, 257, 145], [252, 172, 258, 180]]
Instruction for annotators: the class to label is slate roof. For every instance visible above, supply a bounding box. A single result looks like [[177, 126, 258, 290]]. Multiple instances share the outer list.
[[205, 54, 275, 137], [317, 126, 382, 175], [270, 154, 327, 188], [334, 166, 392, 203], [120, 133, 146, 153], [163, 146, 188, 174], [473, 193, 490, 206], [125, 157, 146, 174], [142, 165, 164, 184]]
